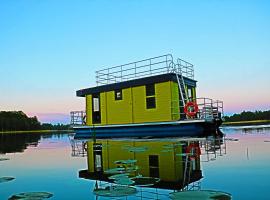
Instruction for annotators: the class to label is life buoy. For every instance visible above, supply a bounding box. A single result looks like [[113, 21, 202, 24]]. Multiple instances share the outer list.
[[184, 101, 199, 117], [186, 143, 201, 159]]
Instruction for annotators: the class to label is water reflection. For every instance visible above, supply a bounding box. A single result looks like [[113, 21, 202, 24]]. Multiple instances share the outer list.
[[0, 133, 67, 154], [76, 137, 230, 198]]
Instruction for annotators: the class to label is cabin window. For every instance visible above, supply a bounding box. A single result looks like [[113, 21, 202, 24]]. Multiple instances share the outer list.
[[146, 97, 156, 109], [149, 155, 159, 178], [188, 88, 192, 99], [146, 84, 156, 109], [115, 89, 122, 100], [146, 84, 155, 96]]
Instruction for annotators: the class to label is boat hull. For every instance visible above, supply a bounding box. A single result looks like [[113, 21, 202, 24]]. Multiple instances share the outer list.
[[73, 120, 220, 139]]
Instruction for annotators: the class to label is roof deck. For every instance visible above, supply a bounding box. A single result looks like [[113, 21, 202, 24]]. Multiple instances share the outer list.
[[95, 54, 194, 86]]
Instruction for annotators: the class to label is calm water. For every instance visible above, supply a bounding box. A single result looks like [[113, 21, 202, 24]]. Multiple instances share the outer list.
[[0, 126, 270, 200]]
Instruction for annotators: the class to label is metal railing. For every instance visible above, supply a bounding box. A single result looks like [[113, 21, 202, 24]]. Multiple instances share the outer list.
[[171, 97, 224, 120], [70, 111, 86, 125], [95, 54, 194, 86], [177, 58, 194, 79]]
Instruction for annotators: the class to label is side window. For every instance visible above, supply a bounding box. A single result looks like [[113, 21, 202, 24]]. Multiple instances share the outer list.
[[188, 88, 192, 99], [146, 84, 156, 109], [115, 89, 122, 100]]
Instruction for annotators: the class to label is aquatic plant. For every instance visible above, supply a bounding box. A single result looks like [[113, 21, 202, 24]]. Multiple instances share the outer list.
[[93, 185, 137, 197], [8, 192, 53, 200], [0, 177, 15, 183], [0, 158, 10, 162], [170, 190, 231, 200]]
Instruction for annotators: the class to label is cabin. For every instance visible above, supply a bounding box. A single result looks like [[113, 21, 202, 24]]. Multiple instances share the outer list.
[[77, 73, 196, 125]]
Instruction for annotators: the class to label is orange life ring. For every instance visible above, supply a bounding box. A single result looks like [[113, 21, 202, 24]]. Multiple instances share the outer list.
[[186, 143, 201, 159], [184, 101, 199, 117]]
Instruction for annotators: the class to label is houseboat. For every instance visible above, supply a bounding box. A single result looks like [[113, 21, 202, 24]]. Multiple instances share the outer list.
[[71, 54, 223, 139]]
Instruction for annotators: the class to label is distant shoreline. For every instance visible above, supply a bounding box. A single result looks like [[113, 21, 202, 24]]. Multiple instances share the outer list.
[[0, 130, 72, 134], [222, 120, 270, 126]]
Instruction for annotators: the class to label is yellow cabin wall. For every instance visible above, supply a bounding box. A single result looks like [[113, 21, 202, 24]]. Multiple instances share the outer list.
[[171, 81, 180, 121], [132, 82, 172, 123], [106, 88, 133, 125], [85, 81, 196, 125], [86, 95, 92, 126]]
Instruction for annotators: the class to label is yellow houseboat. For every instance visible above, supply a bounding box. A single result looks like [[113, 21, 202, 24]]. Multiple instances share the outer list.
[[71, 54, 223, 138]]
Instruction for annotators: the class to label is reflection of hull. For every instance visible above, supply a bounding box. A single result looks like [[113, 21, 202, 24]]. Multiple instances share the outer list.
[[79, 169, 203, 190], [73, 120, 221, 139]]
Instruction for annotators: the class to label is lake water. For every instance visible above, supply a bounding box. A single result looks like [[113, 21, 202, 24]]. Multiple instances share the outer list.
[[1, 125, 270, 200]]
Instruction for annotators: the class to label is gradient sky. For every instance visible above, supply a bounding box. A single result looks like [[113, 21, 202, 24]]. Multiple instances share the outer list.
[[0, 0, 269, 124]]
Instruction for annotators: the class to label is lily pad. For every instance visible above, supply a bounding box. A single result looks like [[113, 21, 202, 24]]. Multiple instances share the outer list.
[[126, 146, 148, 153], [131, 177, 160, 186], [104, 167, 126, 174], [170, 190, 231, 200], [94, 185, 137, 197], [114, 159, 137, 165], [0, 177, 15, 183], [0, 158, 10, 161], [114, 177, 135, 185], [108, 173, 129, 180], [8, 192, 53, 200]]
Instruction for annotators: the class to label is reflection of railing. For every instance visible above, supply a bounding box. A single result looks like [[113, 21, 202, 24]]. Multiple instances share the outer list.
[[69, 134, 87, 157], [171, 97, 224, 120], [70, 111, 86, 125], [95, 54, 194, 86], [200, 136, 227, 162]]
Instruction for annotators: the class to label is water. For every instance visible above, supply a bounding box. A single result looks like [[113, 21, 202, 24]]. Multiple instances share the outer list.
[[0, 126, 270, 200]]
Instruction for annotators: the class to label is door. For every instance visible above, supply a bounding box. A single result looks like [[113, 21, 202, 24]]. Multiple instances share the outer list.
[[92, 94, 101, 124]]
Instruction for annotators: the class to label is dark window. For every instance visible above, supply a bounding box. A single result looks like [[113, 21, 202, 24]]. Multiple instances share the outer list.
[[146, 97, 156, 109], [149, 155, 159, 167], [146, 84, 155, 96], [114, 89, 122, 100], [149, 155, 159, 178]]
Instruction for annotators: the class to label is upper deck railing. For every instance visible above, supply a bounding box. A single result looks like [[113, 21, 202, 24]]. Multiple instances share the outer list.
[[95, 54, 194, 86]]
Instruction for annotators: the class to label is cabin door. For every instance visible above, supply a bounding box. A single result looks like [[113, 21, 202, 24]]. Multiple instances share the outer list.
[[92, 94, 101, 124], [93, 143, 103, 172]]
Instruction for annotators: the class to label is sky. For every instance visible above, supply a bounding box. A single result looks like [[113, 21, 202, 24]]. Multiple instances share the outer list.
[[0, 0, 269, 124]]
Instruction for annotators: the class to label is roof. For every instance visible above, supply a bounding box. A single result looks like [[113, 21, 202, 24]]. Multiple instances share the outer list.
[[76, 73, 197, 97]]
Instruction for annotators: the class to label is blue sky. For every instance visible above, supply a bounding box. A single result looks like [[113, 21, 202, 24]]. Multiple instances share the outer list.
[[0, 0, 269, 123]]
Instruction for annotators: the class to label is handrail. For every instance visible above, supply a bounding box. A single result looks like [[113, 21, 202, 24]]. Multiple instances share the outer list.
[[70, 111, 86, 125], [171, 97, 224, 120], [95, 54, 194, 86]]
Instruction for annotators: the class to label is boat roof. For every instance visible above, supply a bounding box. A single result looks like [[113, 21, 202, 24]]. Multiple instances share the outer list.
[[76, 73, 196, 97]]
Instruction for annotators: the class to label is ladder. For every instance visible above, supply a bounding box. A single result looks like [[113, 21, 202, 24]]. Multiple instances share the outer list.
[[175, 66, 188, 107]]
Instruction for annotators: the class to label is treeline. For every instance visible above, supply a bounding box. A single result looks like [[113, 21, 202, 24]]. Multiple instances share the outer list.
[[0, 111, 69, 131], [224, 110, 270, 122]]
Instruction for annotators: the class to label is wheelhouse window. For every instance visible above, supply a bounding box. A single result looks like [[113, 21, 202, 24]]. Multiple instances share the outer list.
[[114, 89, 122, 100], [145, 84, 156, 109]]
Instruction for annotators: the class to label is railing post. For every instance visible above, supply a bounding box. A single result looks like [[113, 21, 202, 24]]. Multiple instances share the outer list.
[[149, 59, 152, 75], [121, 65, 123, 82], [135, 63, 137, 77]]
